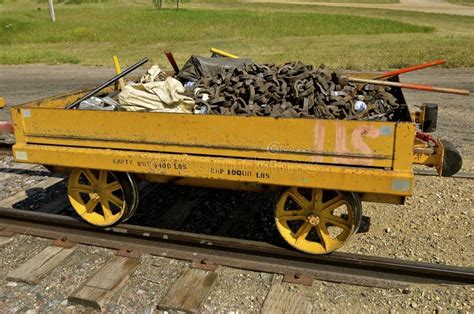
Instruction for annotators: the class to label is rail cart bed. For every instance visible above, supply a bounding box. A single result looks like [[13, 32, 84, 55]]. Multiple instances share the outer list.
[[10, 74, 461, 254]]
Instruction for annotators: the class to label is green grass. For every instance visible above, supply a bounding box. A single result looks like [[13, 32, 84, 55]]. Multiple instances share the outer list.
[[0, 8, 432, 44], [0, 2, 432, 66], [448, 0, 474, 6], [0, 0, 472, 69]]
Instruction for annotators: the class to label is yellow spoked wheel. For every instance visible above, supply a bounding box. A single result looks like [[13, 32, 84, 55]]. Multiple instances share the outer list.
[[275, 187, 362, 254], [67, 169, 139, 227]]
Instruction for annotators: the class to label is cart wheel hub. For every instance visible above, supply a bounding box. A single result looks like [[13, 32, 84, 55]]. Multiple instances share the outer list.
[[307, 215, 320, 226], [90, 193, 100, 201]]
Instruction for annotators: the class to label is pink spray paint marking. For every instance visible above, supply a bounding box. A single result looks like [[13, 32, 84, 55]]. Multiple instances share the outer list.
[[314, 122, 381, 165]]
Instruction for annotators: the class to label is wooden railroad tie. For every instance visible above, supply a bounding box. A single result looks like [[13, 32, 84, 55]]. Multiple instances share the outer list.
[[7, 239, 77, 285], [262, 276, 313, 314], [68, 249, 141, 310], [157, 267, 218, 313]]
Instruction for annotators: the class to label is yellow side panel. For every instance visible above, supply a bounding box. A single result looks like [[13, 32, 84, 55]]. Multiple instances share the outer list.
[[12, 144, 413, 196], [16, 108, 397, 167]]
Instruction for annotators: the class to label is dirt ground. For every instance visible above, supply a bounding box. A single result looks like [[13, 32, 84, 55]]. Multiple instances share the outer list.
[[0, 65, 473, 312]]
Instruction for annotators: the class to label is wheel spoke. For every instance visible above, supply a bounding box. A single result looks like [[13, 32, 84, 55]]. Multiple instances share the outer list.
[[287, 188, 311, 210], [294, 222, 312, 245], [98, 170, 108, 186], [320, 199, 347, 215], [312, 189, 323, 209], [68, 184, 93, 193], [105, 193, 124, 208], [317, 224, 337, 251], [322, 193, 344, 210], [322, 215, 352, 232], [82, 169, 98, 185], [103, 181, 121, 193], [101, 203, 114, 220], [85, 198, 99, 213], [276, 214, 307, 222]]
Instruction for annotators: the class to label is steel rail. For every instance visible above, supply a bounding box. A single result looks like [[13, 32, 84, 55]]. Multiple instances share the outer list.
[[0, 208, 473, 288]]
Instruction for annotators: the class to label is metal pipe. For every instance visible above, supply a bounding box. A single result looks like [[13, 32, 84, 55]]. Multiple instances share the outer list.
[[373, 59, 446, 80], [66, 57, 149, 109], [210, 48, 239, 59], [347, 77, 470, 96], [164, 51, 180, 74]]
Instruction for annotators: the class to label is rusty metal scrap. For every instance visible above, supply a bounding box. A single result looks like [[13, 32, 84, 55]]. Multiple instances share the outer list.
[[193, 62, 400, 121]]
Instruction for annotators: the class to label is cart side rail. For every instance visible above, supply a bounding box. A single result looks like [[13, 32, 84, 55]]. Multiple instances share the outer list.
[[12, 143, 414, 197]]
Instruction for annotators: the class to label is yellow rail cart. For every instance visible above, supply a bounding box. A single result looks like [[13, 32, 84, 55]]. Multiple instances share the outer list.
[[9, 75, 461, 254]]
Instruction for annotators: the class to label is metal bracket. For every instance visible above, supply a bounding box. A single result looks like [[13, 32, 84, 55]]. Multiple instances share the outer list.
[[283, 273, 314, 286], [192, 259, 218, 272], [52, 237, 75, 248], [117, 248, 141, 259]]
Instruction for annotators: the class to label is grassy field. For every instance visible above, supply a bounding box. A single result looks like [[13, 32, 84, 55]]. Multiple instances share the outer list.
[[0, 0, 473, 69]]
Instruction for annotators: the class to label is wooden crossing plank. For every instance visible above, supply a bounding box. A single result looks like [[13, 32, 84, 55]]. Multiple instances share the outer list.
[[68, 255, 140, 310], [0, 176, 64, 208], [262, 283, 313, 314], [7, 245, 77, 284], [158, 268, 218, 313]]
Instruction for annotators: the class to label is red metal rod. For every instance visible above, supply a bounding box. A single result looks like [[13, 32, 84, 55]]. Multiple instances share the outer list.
[[347, 77, 470, 96], [164, 51, 180, 74], [373, 59, 446, 80]]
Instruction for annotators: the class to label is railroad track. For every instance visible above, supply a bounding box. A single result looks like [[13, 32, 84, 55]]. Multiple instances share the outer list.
[[0, 207, 473, 311]]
